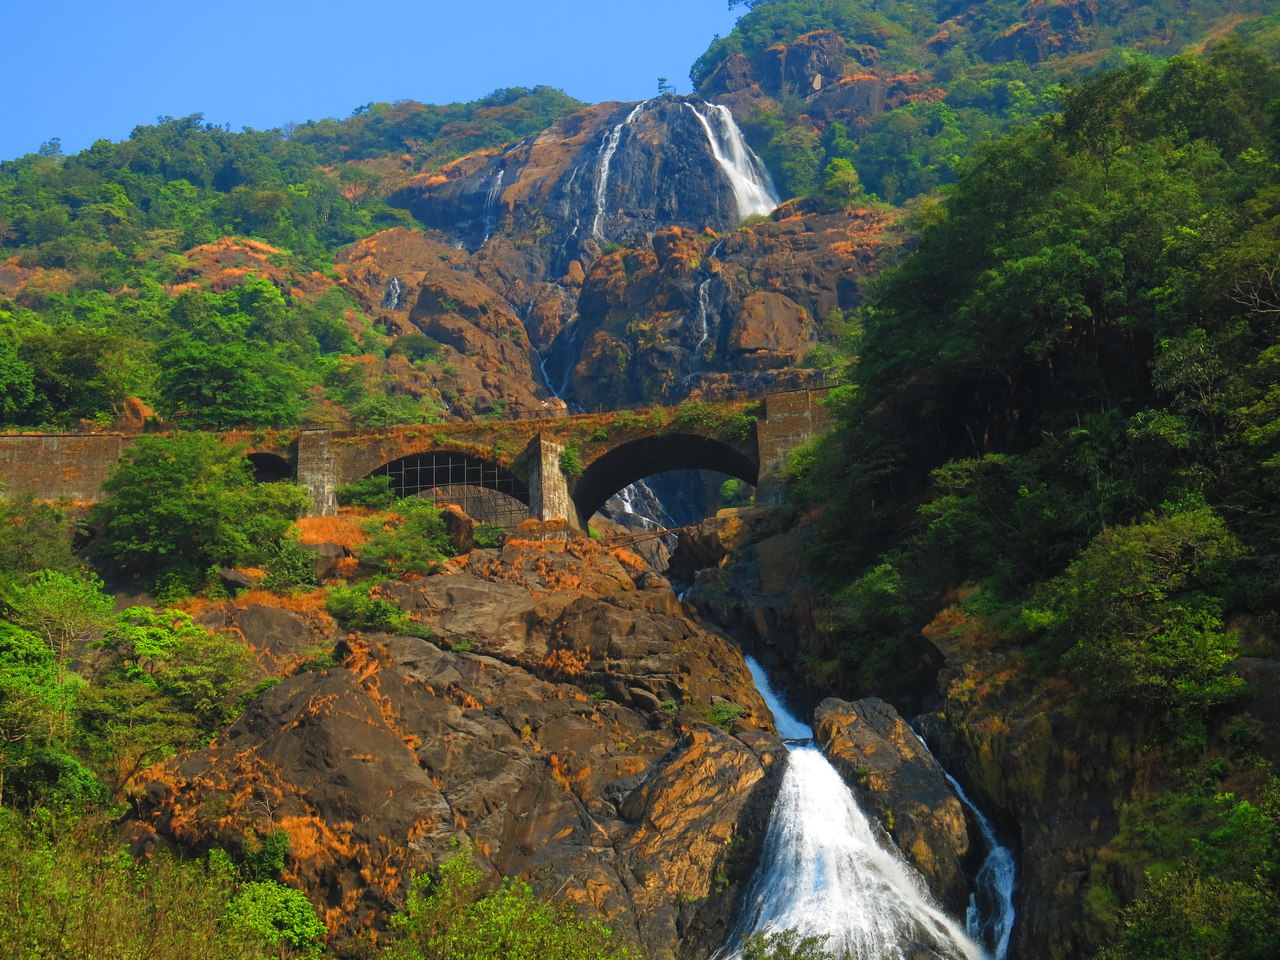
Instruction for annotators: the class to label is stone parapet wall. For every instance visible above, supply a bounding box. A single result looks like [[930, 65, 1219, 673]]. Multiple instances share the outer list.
[[0, 434, 131, 503]]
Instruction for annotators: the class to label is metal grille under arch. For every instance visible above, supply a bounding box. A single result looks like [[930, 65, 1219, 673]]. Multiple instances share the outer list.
[[370, 452, 531, 528]]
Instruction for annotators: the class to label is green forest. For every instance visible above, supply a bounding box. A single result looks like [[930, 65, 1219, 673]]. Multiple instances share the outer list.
[[793, 42, 1280, 956], [0, 86, 582, 431]]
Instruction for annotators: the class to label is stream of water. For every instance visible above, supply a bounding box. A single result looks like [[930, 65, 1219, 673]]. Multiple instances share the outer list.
[[722, 657, 1010, 960], [592, 102, 646, 240], [683, 102, 779, 222]]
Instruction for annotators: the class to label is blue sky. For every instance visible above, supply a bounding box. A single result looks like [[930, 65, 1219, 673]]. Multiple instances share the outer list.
[[1, 1, 744, 161]]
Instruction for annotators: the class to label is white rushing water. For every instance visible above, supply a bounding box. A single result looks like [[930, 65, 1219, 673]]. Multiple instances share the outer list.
[[946, 766, 1017, 958], [909, 731, 1016, 960], [692, 278, 714, 359], [592, 102, 646, 240], [481, 169, 505, 244], [727, 657, 988, 960], [684, 102, 779, 223], [380, 276, 402, 310]]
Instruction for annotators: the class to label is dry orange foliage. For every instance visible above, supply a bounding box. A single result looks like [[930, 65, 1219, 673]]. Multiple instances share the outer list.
[[544, 647, 590, 678], [233, 587, 333, 618], [609, 547, 648, 571], [294, 514, 368, 550], [278, 814, 359, 862]]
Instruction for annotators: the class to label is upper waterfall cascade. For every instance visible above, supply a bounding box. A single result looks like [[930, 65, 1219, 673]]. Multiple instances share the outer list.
[[591, 102, 647, 240], [482, 169, 505, 244], [683, 102, 780, 222], [727, 657, 991, 960]]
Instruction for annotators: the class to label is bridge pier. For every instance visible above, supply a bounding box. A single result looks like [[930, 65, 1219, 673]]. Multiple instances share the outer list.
[[298, 430, 339, 516], [525, 433, 579, 530], [755, 390, 832, 507]]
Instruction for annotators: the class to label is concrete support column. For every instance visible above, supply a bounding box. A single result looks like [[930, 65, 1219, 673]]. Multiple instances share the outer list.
[[297, 430, 339, 516], [525, 433, 579, 528], [755, 389, 831, 507]]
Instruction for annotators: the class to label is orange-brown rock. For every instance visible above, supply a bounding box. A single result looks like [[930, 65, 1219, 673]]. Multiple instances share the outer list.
[[134, 536, 785, 959], [699, 30, 931, 135], [727, 291, 810, 369], [334, 227, 553, 420], [169, 237, 338, 302]]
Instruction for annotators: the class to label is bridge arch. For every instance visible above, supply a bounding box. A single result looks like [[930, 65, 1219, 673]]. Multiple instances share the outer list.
[[572, 433, 758, 528], [247, 452, 293, 484], [366, 450, 531, 527]]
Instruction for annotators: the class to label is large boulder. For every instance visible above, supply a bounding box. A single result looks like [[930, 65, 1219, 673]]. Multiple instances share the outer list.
[[813, 697, 974, 914], [134, 534, 786, 959]]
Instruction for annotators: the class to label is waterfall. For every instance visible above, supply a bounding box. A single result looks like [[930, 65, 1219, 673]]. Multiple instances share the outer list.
[[692, 278, 714, 360], [481, 169, 505, 244], [725, 657, 987, 960], [520, 300, 558, 398], [608, 477, 673, 531], [592, 102, 646, 240], [380, 276, 402, 310], [562, 165, 581, 229], [912, 733, 1017, 960], [684, 102, 779, 223]]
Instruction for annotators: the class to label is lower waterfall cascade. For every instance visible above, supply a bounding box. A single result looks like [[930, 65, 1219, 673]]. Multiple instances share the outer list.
[[720, 656, 1012, 960]]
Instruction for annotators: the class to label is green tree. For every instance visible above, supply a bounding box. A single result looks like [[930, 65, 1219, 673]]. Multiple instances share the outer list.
[[0, 342, 35, 424], [1099, 868, 1280, 960], [4, 571, 115, 686], [155, 334, 304, 429], [357, 499, 454, 577], [0, 492, 79, 578], [0, 624, 84, 808], [819, 158, 864, 209], [381, 844, 637, 960], [225, 881, 327, 959], [1024, 508, 1247, 732], [91, 433, 310, 593]]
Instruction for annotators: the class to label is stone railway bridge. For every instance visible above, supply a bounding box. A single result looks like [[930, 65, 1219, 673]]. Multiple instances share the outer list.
[[0, 390, 830, 529]]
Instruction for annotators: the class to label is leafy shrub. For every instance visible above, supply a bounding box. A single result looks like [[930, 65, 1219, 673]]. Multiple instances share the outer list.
[[337, 473, 399, 509], [379, 843, 637, 960], [390, 332, 442, 363], [357, 499, 454, 577], [720, 478, 753, 507], [707, 702, 748, 729], [225, 880, 327, 958], [673, 400, 757, 443], [559, 443, 584, 479], [473, 523, 506, 548], [0, 812, 274, 959], [260, 536, 319, 593], [741, 930, 837, 960], [325, 582, 420, 635]]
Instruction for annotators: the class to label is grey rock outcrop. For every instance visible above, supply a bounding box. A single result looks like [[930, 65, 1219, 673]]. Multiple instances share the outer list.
[[813, 696, 975, 914]]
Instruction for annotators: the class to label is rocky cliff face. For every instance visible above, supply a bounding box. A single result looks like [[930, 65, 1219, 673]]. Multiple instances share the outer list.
[[360, 94, 898, 418], [131, 533, 788, 958], [392, 96, 769, 266], [329, 196, 894, 422], [698, 30, 937, 136]]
